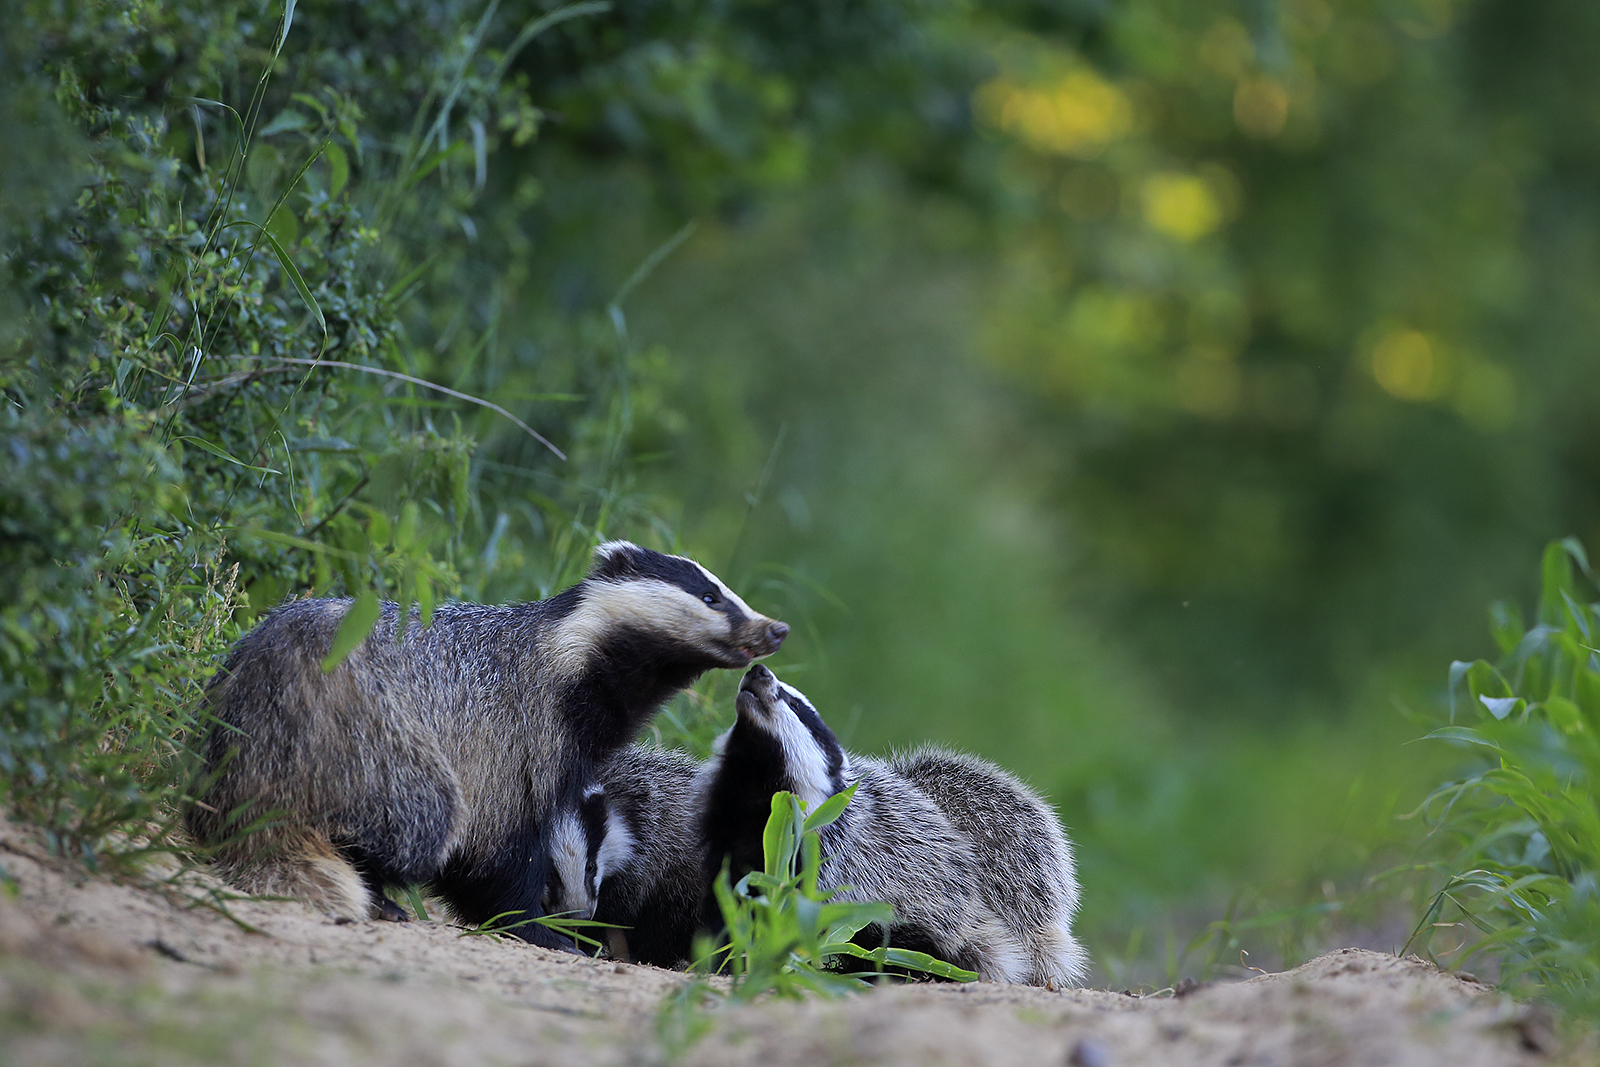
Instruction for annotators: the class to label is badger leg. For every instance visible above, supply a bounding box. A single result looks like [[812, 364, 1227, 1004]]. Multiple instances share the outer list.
[[1030, 926, 1091, 988], [430, 821, 583, 955], [961, 913, 1031, 985], [213, 829, 373, 922]]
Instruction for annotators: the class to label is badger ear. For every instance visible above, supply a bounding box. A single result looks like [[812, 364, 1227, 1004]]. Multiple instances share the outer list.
[[590, 540, 642, 580]]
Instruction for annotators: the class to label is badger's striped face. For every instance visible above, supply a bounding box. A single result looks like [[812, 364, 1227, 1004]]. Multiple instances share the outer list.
[[550, 541, 788, 675], [733, 664, 847, 809], [544, 785, 613, 920]]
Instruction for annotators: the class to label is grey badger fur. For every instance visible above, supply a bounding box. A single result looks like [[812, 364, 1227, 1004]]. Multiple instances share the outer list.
[[892, 748, 1089, 987], [185, 541, 786, 951], [545, 745, 706, 967], [701, 665, 1088, 986]]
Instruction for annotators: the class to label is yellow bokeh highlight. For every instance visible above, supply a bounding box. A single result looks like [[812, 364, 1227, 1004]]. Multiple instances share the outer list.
[[1234, 77, 1289, 138], [1371, 328, 1445, 400], [1142, 173, 1224, 241], [976, 70, 1133, 158]]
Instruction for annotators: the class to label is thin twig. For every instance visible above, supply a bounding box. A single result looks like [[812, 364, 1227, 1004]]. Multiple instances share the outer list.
[[225, 358, 563, 460]]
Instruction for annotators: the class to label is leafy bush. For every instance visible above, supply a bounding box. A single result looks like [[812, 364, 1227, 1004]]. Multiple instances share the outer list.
[[0, 0, 621, 856], [1410, 538, 1600, 1013]]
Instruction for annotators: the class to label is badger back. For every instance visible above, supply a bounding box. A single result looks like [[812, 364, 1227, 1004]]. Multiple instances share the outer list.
[[891, 748, 1083, 925]]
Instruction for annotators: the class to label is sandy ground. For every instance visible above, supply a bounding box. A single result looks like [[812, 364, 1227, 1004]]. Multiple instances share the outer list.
[[0, 816, 1585, 1067]]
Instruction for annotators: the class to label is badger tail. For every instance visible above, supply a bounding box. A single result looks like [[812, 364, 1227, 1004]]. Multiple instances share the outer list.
[[212, 829, 372, 922]]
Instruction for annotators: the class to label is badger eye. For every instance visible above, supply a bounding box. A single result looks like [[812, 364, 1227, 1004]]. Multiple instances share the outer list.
[[702, 593, 718, 605]]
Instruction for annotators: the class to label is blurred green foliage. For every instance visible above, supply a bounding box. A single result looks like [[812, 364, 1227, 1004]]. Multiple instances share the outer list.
[[4, 0, 1597, 992], [1409, 540, 1600, 1013]]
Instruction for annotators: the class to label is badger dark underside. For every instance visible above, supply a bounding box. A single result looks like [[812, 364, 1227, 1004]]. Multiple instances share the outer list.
[[591, 748, 708, 969], [701, 729, 795, 886], [596, 875, 703, 968], [558, 629, 731, 755]]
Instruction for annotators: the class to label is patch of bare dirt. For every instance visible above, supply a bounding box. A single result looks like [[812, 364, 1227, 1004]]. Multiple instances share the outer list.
[[0, 816, 1585, 1066]]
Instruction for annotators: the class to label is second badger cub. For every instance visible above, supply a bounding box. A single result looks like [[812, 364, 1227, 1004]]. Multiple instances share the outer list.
[[702, 665, 1088, 987], [545, 745, 706, 968], [186, 541, 785, 950]]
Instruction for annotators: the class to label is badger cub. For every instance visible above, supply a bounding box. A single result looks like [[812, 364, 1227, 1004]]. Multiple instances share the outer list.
[[186, 541, 786, 951], [702, 665, 1088, 987], [545, 745, 706, 968]]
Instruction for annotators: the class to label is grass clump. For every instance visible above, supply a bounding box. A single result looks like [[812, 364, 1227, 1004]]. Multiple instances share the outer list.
[[1409, 538, 1600, 1014]]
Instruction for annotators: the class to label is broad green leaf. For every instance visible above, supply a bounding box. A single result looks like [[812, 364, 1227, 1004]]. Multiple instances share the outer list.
[[266, 203, 299, 247], [367, 508, 391, 547], [1480, 695, 1519, 721], [803, 781, 858, 832], [321, 589, 380, 672], [1541, 540, 1578, 626], [260, 108, 309, 137], [326, 140, 349, 197], [396, 501, 420, 551], [1489, 601, 1524, 656]]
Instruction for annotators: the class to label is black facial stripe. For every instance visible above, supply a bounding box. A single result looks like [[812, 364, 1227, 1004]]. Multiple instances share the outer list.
[[784, 692, 845, 782], [579, 791, 608, 883], [599, 548, 717, 597]]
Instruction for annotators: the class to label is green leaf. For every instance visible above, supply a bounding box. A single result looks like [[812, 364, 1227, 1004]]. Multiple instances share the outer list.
[[261, 226, 325, 334], [1423, 725, 1501, 749], [1489, 601, 1524, 656], [1544, 695, 1585, 735], [322, 590, 380, 672], [396, 501, 420, 551], [1479, 695, 1520, 721], [763, 791, 803, 878], [266, 203, 299, 248], [367, 508, 391, 548], [260, 108, 309, 137], [273, 0, 298, 59], [803, 781, 858, 832], [1541, 540, 1579, 626], [174, 436, 281, 475], [326, 140, 349, 197], [879, 946, 979, 982]]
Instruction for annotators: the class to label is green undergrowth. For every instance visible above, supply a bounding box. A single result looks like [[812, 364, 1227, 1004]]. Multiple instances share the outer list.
[[0, 0, 677, 860], [1405, 538, 1600, 1015], [658, 787, 972, 1055]]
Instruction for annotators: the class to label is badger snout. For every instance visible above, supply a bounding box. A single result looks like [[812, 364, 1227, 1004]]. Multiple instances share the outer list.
[[740, 663, 777, 694], [737, 664, 779, 719], [740, 619, 788, 660]]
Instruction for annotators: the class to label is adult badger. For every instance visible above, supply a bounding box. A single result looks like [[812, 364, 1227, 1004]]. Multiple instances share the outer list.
[[702, 665, 1088, 987], [544, 745, 706, 967], [185, 541, 786, 950]]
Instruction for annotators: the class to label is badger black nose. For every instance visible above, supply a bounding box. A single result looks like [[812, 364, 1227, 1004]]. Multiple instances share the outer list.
[[743, 663, 774, 689], [767, 621, 789, 648]]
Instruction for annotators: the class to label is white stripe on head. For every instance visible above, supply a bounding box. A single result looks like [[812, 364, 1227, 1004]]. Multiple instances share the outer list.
[[547, 809, 590, 917], [770, 688, 837, 810], [546, 578, 728, 676], [595, 807, 635, 885]]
